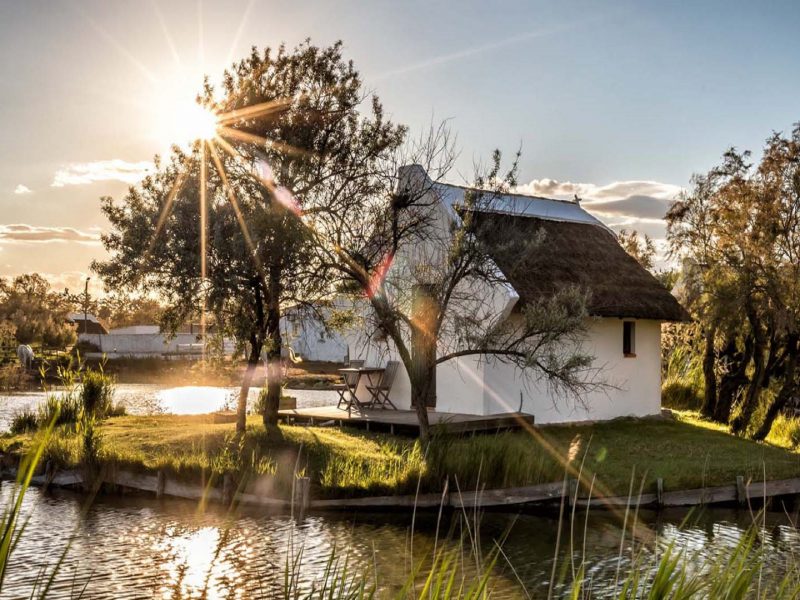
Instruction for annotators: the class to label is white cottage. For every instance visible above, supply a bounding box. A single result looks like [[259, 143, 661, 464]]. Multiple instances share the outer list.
[[280, 304, 349, 363], [347, 166, 688, 424]]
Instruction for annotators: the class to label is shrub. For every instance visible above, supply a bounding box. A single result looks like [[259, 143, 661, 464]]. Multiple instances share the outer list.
[[766, 414, 800, 449], [81, 415, 103, 468], [253, 387, 269, 416], [661, 380, 703, 410], [37, 392, 82, 429], [0, 364, 32, 392], [80, 368, 115, 417], [10, 408, 38, 434], [107, 402, 127, 417], [661, 344, 704, 411]]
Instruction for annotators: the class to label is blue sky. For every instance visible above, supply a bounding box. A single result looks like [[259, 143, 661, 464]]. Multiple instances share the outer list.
[[1, 0, 799, 290]]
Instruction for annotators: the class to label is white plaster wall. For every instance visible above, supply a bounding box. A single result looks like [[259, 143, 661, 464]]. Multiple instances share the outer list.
[[481, 318, 663, 422], [280, 314, 348, 363], [344, 351, 486, 414], [435, 356, 486, 415]]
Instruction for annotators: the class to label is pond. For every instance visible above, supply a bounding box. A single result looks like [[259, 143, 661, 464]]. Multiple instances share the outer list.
[[2, 385, 800, 597], [0, 384, 338, 431], [1, 485, 799, 599]]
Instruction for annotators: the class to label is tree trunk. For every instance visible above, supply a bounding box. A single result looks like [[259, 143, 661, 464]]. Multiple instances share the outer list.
[[731, 308, 767, 435], [410, 284, 437, 441], [410, 367, 433, 442], [700, 324, 717, 419], [753, 334, 799, 441], [262, 264, 283, 428], [237, 338, 262, 434], [714, 335, 752, 423]]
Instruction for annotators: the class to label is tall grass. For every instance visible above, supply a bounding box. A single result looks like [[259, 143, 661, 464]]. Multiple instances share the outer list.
[[10, 361, 123, 436], [80, 368, 115, 417], [662, 344, 704, 410]]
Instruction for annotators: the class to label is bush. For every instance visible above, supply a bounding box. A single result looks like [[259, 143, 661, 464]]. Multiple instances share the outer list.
[[81, 416, 103, 467], [37, 392, 81, 429], [766, 414, 800, 449], [80, 369, 115, 417], [252, 388, 296, 415], [10, 409, 38, 434], [107, 402, 127, 417], [662, 379, 703, 410], [0, 364, 31, 392], [11, 366, 121, 434], [661, 343, 704, 411]]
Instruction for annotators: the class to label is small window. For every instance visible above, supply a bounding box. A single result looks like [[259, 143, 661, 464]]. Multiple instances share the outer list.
[[623, 321, 636, 357]]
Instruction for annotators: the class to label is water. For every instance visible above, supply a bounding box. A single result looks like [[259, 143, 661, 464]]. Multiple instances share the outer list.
[[2, 386, 800, 596], [2, 485, 799, 599], [0, 385, 337, 431]]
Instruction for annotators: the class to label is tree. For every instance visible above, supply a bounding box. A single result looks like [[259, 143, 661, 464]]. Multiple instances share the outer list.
[[667, 124, 800, 438], [312, 144, 598, 440], [96, 294, 163, 330], [618, 229, 656, 272], [0, 274, 77, 348], [95, 40, 405, 433]]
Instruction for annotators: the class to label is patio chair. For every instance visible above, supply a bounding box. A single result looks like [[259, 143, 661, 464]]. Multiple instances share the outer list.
[[366, 361, 399, 409], [335, 359, 364, 409]]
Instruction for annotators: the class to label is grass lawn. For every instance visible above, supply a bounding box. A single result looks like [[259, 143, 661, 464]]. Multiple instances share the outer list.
[[2, 411, 799, 500]]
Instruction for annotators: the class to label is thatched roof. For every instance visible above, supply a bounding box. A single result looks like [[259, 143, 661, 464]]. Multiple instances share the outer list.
[[471, 211, 690, 322]]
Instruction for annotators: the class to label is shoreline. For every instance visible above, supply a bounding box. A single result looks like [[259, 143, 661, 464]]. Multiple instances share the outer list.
[[8, 458, 800, 515]]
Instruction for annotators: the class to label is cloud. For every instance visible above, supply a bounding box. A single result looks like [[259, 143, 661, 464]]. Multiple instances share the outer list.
[[516, 177, 684, 267], [517, 177, 682, 221], [51, 159, 152, 187], [0, 224, 101, 244], [13, 184, 32, 195]]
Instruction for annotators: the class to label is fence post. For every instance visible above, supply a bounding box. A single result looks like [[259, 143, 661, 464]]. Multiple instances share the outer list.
[[44, 460, 56, 486], [223, 473, 234, 506], [567, 477, 579, 508], [656, 478, 664, 508], [156, 470, 166, 499], [736, 475, 747, 507], [294, 476, 311, 519]]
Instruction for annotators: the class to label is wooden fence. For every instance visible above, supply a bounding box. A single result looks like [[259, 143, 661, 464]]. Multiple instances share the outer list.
[[12, 463, 800, 514]]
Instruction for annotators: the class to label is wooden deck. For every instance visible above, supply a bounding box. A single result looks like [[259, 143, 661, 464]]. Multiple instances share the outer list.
[[277, 405, 534, 435]]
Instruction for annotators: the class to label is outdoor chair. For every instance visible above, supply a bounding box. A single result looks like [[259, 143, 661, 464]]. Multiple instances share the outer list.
[[366, 361, 399, 409], [335, 359, 364, 409]]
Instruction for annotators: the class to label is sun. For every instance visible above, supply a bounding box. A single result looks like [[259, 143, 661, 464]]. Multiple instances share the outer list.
[[171, 102, 219, 144], [152, 96, 220, 151]]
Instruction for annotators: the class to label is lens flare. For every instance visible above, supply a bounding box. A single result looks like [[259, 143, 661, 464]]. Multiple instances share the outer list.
[[158, 102, 219, 147]]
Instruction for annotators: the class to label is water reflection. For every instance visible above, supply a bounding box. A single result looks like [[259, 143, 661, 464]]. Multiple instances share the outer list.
[[0, 385, 337, 431], [3, 485, 800, 599], [156, 386, 236, 414]]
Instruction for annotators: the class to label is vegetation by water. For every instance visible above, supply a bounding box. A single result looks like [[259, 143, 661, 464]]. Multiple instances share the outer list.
[[4, 427, 800, 598], [3, 410, 799, 501], [9, 362, 124, 435]]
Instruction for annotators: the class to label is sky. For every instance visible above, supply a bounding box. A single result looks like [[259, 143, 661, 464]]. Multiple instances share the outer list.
[[1, 0, 799, 293]]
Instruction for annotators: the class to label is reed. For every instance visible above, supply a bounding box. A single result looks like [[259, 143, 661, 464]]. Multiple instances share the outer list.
[[3, 434, 800, 598]]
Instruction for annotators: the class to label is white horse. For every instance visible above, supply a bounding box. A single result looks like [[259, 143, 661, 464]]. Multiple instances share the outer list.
[[16, 344, 34, 369]]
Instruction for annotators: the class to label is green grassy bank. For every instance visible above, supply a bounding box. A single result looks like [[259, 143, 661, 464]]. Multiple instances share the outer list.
[[2, 411, 799, 500]]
